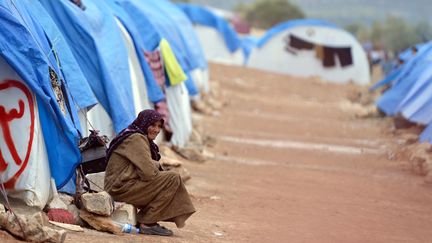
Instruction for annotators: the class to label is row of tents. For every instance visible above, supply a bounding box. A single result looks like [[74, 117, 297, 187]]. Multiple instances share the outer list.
[[371, 42, 432, 143], [0, 0, 209, 209], [0, 0, 371, 209], [179, 3, 371, 85]]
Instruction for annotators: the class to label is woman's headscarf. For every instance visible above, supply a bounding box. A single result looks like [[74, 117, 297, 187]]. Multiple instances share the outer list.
[[106, 109, 164, 162]]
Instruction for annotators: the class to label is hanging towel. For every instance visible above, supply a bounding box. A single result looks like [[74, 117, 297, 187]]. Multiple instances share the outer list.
[[334, 47, 353, 67], [159, 39, 187, 86], [144, 50, 166, 87], [322, 46, 353, 68], [323, 47, 336, 67], [289, 34, 314, 50], [315, 45, 324, 61]]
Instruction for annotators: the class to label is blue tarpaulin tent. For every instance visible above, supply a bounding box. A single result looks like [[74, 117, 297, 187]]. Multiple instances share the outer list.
[[41, 0, 136, 133], [370, 43, 429, 91], [177, 4, 241, 53], [255, 19, 338, 49], [376, 43, 432, 116], [99, 0, 165, 104], [116, 0, 207, 96], [0, 0, 84, 188], [371, 41, 432, 143], [20, 0, 97, 111]]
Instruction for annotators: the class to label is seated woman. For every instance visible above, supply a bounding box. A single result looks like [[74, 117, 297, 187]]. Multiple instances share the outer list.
[[104, 109, 195, 236]]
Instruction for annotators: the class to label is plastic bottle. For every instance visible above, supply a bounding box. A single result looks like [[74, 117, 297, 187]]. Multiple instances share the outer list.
[[113, 222, 140, 234]]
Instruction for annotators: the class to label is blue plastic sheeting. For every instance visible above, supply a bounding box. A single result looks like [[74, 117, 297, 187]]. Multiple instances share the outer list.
[[399, 62, 432, 124], [0, 1, 82, 189], [104, 0, 164, 103], [398, 43, 427, 62], [177, 3, 241, 53], [41, 0, 136, 133], [376, 43, 432, 116], [420, 123, 432, 143], [116, 0, 201, 96], [149, 0, 207, 70], [20, 0, 97, 111], [371, 43, 429, 91], [369, 68, 402, 91], [256, 19, 338, 48], [240, 36, 259, 60]]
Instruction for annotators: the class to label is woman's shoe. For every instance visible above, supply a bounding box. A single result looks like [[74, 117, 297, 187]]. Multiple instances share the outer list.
[[139, 224, 173, 236]]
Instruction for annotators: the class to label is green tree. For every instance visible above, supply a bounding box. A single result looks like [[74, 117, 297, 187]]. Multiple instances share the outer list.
[[345, 23, 362, 36], [240, 0, 305, 29], [415, 21, 432, 41], [381, 16, 421, 52], [345, 22, 370, 43], [370, 21, 384, 46]]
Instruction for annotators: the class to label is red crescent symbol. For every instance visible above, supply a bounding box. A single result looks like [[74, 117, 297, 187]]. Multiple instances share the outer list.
[[0, 80, 35, 189]]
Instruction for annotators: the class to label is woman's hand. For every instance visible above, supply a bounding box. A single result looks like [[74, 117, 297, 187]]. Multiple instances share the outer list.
[[153, 161, 164, 171]]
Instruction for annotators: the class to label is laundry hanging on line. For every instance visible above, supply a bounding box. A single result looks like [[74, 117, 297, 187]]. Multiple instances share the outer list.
[[144, 50, 166, 87], [285, 34, 353, 68]]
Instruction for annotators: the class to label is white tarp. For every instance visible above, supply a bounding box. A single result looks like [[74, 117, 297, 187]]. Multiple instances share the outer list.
[[166, 82, 192, 147], [0, 56, 51, 208], [190, 67, 210, 94], [194, 25, 244, 66]]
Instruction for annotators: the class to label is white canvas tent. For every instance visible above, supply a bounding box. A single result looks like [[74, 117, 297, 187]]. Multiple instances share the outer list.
[[178, 4, 245, 66], [193, 25, 245, 66], [246, 19, 370, 85], [84, 19, 154, 139]]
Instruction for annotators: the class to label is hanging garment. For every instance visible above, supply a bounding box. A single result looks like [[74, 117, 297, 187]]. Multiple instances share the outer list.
[[315, 45, 324, 61], [144, 50, 166, 87], [323, 47, 353, 68], [289, 34, 314, 50], [335, 47, 353, 67], [323, 47, 336, 67], [159, 39, 187, 86]]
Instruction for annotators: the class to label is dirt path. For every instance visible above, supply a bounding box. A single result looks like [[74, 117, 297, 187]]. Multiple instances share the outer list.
[[181, 64, 432, 243], [4, 63, 432, 243]]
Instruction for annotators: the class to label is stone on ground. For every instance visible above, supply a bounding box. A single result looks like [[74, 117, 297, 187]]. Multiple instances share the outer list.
[[0, 211, 66, 242], [111, 203, 136, 226], [81, 192, 113, 216], [79, 210, 121, 235]]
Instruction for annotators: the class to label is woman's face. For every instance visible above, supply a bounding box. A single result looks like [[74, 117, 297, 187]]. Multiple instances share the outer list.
[[147, 120, 162, 140]]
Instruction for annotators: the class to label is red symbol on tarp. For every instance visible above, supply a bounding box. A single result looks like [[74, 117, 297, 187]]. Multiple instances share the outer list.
[[0, 80, 35, 188]]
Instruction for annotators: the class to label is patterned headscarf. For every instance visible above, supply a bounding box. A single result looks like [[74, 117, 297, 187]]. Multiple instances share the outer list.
[[106, 109, 164, 162]]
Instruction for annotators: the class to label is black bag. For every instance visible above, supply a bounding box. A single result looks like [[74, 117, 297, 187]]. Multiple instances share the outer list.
[[74, 130, 110, 207], [79, 130, 109, 174]]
